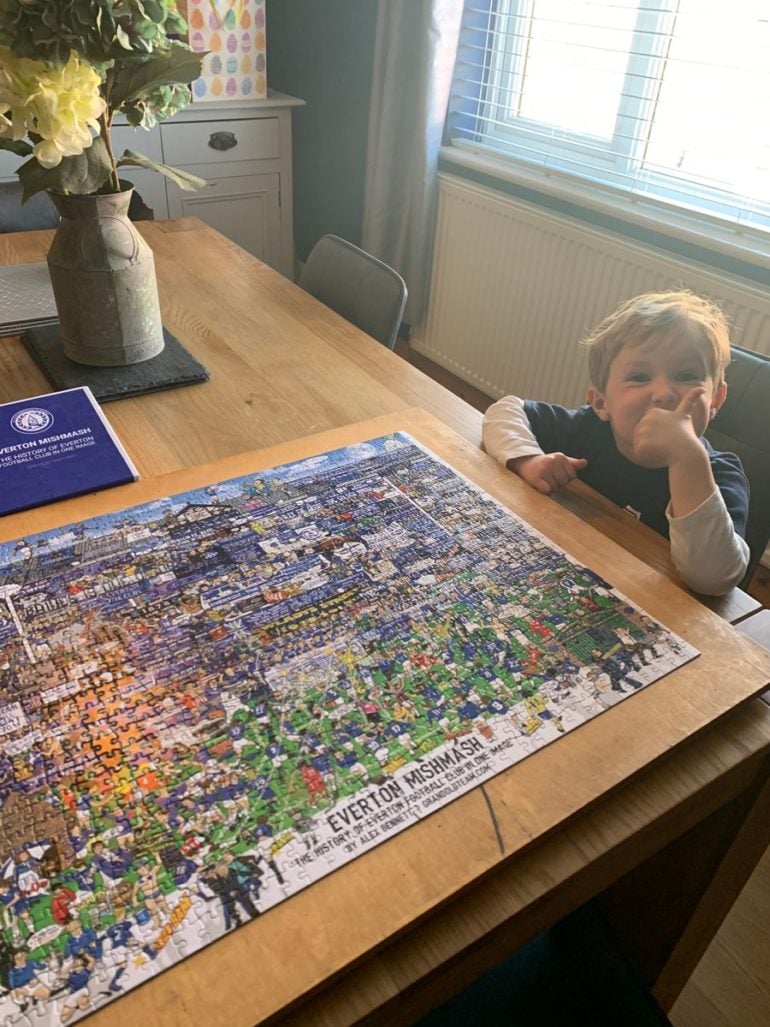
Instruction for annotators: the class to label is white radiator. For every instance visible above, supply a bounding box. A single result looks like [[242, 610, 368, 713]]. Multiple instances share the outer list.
[[416, 173, 770, 409]]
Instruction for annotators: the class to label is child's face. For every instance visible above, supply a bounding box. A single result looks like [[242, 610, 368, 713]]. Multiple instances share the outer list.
[[587, 330, 726, 461]]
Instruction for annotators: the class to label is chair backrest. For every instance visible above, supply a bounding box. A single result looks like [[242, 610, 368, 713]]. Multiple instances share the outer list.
[[298, 234, 407, 351], [0, 181, 59, 232], [705, 344, 770, 587], [123, 179, 155, 222]]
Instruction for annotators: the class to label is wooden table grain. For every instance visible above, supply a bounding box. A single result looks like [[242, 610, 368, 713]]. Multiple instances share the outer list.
[[1, 220, 769, 1025]]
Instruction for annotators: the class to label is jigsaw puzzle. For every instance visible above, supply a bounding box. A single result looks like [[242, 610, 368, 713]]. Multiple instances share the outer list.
[[0, 433, 697, 1024]]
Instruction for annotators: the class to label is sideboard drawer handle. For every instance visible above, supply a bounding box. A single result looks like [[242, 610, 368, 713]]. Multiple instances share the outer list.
[[209, 131, 238, 152]]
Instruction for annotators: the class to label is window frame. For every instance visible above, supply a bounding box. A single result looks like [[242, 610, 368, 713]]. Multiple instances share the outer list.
[[455, 0, 770, 234]]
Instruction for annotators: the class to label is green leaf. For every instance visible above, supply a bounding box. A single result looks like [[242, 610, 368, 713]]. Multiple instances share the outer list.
[[110, 43, 207, 108], [0, 138, 33, 158], [117, 150, 209, 191], [143, 0, 165, 23], [123, 107, 147, 128], [17, 137, 114, 203], [166, 9, 187, 35]]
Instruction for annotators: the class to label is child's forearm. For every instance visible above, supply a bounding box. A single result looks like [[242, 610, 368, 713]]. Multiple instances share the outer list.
[[482, 396, 543, 465], [668, 490, 750, 595], [667, 443, 716, 518], [483, 397, 587, 493], [666, 446, 750, 594]]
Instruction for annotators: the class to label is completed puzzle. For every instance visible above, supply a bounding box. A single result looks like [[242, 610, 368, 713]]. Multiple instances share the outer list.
[[0, 434, 696, 1024]]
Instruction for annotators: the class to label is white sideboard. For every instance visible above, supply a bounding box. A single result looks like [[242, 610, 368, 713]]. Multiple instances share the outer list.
[[0, 91, 304, 279]]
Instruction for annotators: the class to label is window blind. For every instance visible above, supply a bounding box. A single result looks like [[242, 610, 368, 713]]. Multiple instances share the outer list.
[[447, 0, 770, 233]]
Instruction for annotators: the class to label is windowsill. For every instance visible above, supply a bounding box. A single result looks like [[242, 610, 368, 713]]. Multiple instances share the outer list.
[[440, 145, 770, 275]]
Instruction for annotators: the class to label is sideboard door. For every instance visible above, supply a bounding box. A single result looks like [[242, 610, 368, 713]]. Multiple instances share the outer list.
[[166, 172, 282, 271]]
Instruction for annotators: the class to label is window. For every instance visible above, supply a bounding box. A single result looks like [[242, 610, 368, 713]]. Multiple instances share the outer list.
[[447, 0, 770, 234]]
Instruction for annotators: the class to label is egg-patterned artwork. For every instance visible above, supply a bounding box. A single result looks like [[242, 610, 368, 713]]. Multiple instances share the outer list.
[[188, 0, 267, 102]]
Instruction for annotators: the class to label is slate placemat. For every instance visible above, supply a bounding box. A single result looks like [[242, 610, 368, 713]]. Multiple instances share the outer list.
[[21, 323, 210, 402]]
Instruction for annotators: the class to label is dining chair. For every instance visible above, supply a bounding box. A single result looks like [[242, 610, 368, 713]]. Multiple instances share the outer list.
[[123, 180, 155, 222], [705, 343, 770, 588], [0, 181, 59, 232], [298, 234, 407, 351]]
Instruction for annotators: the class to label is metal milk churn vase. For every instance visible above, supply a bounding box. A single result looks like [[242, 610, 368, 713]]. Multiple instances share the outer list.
[[47, 186, 165, 366]]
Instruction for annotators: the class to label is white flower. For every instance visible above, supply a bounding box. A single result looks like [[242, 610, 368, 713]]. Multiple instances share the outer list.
[[0, 47, 106, 168]]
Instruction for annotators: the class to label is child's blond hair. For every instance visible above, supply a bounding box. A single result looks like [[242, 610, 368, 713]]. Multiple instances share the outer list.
[[581, 290, 732, 392]]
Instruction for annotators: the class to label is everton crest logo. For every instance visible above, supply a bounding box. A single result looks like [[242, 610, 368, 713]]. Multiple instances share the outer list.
[[10, 407, 53, 434]]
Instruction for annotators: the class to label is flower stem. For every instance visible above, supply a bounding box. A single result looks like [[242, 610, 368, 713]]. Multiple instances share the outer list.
[[99, 110, 121, 193], [100, 69, 120, 193]]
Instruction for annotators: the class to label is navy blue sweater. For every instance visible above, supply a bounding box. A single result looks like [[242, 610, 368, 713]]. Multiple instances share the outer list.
[[522, 402, 749, 540]]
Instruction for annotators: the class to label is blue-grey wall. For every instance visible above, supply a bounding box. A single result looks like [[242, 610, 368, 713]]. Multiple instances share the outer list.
[[267, 1, 377, 263]]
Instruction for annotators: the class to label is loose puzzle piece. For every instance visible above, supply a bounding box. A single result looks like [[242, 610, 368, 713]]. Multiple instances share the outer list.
[[0, 433, 697, 1024]]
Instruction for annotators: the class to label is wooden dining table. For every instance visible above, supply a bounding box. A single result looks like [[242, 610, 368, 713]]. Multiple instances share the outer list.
[[1, 218, 770, 1026]]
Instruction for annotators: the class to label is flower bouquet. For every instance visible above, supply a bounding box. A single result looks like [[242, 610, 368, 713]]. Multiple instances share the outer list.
[[0, 0, 206, 198], [0, 1, 209, 367]]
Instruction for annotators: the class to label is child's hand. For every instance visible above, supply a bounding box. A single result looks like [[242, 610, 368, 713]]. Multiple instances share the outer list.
[[632, 388, 707, 469], [508, 453, 587, 494]]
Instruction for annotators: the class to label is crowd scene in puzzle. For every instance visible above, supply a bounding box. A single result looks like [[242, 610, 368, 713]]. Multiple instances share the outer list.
[[0, 435, 690, 1024]]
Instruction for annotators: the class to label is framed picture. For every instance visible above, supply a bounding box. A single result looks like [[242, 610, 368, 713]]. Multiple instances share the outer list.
[[187, 0, 267, 102]]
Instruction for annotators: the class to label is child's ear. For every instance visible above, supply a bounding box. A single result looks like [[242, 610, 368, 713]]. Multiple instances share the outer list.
[[709, 382, 727, 419], [587, 386, 610, 421]]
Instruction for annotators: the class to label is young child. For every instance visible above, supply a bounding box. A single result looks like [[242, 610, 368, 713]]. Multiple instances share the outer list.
[[482, 291, 750, 596]]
